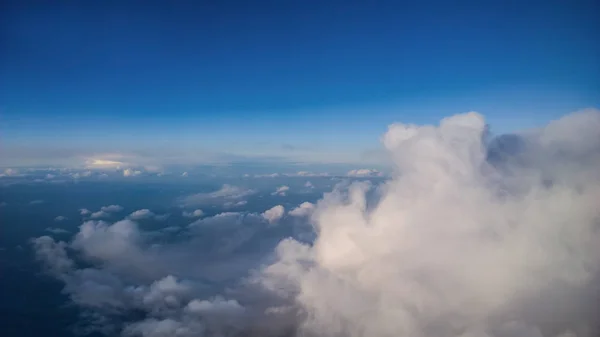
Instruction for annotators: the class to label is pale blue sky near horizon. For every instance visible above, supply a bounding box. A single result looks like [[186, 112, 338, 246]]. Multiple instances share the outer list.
[[1, 0, 598, 167]]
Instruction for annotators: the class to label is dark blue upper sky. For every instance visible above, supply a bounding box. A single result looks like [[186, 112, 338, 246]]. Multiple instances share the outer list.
[[1, 0, 599, 166]]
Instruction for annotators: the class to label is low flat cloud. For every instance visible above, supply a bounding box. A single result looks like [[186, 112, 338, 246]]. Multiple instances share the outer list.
[[128, 209, 155, 220], [346, 168, 383, 177], [45, 227, 70, 234], [180, 185, 256, 207], [101, 205, 123, 213]]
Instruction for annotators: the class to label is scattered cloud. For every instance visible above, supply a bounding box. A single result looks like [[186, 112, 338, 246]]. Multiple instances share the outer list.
[[123, 168, 142, 177], [45, 227, 70, 234], [128, 209, 155, 220], [223, 200, 247, 208], [181, 171, 188, 177], [288, 202, 315, 217], [30, 109, 600, 337], [253, 173, 280, 178], [101, 205, 123, 213], [182, 209, 204, 218], [261, 205, 285, 224], [293, 171, 330, 177], [54, 216, 68, 221], [304, 181, 314, 188], [80, 208, 91, 216], [271, 185, 289, 196], [71, 170, 92, 179]]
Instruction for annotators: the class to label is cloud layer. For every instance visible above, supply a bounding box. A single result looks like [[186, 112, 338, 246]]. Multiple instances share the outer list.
[[32, 109, 600, 337]]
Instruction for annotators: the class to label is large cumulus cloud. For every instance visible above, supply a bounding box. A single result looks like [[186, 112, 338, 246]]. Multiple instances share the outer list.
[[32, 109, 600, 337]]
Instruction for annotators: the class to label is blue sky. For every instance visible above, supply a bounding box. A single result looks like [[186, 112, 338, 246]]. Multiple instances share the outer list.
[[1, 0, 598, 168]]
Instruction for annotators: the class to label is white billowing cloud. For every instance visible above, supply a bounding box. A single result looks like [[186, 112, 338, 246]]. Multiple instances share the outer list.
[[182, 209, 204, 218], [123, 168, 142, 177], [180, 184, 255, 207], [261, 109, 600, 337], [54, 215, 68, 221], [80, 208, 91, 216], [30, 109, 600, 337], [346, 168, 383, 177], [272, 185, 290, 196], [261, 205, 285, 224], [128, 209, 155, 220], [101, 205, 123, 213], [288, 202, 315, 217], [46, 227, 70, 234], [304, 181, 314, 188]]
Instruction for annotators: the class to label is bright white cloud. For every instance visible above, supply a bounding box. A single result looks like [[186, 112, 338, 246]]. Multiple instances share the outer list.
[[261, 205, 285, 224], [261, 109, 600, 337]]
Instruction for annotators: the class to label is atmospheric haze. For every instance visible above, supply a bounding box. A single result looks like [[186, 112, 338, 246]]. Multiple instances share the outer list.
[[33, 110, 600, 337]]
